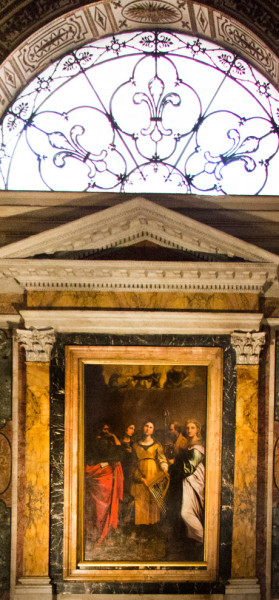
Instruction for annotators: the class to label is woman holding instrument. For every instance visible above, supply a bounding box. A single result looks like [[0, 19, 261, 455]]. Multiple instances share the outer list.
[[131, 421, 168, 525]]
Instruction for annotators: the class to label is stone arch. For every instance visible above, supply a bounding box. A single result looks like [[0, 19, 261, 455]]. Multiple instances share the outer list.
[[0, 0, 278, 61]]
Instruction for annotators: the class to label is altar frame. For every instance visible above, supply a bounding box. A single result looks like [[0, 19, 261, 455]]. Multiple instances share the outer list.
[[63, 345, 223, 582]]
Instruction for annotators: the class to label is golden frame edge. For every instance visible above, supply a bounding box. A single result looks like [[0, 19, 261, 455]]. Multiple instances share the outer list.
[[63, 345, 223, 582]]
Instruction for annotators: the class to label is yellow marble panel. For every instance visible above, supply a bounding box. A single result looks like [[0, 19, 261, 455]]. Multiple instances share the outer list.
[[0, 293, 24, 313], [231, 365, 259, 578], [27, 290, 259, 311], [23, 363, 50, 577]]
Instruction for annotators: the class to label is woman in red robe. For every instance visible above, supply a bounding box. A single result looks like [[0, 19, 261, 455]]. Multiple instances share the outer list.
[[85, 424, 124, 548]]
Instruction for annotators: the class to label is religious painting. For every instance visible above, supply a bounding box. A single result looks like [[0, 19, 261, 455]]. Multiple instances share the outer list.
[[64, 346, 222, 582]]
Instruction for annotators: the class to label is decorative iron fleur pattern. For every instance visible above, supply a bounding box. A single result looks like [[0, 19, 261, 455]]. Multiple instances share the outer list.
[[0, 29, 279, 194]]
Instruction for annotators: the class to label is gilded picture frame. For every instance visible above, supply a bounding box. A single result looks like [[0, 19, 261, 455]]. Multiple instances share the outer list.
[[64, 345, 222, 582]]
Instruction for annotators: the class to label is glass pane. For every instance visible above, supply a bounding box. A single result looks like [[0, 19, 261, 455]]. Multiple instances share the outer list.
[[0, 30, 278, 195]]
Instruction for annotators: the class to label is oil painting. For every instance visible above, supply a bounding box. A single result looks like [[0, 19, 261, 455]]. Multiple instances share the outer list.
[[64, 345, 222, 581], [84, 362, 207, 563]]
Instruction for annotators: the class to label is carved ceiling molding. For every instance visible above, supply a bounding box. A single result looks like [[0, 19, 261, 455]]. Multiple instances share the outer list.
[[0, 257, 277, 293], [19, 309, 263, 334], [0, 0, 278, 117], [0, 198, 277, 263]]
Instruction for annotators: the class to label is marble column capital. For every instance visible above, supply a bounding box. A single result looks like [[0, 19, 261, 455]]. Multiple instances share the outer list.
[[15, 327, 56, 362], [231, 330, 265, 365]]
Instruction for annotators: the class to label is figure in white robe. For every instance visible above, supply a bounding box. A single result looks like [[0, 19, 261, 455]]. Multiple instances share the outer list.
[[180, 442, 205, 544], [180, 419, 205, 544]]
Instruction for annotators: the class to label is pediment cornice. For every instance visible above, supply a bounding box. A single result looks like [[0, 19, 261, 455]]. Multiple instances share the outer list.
[[0, 198, 277, 293], [0, 258, 277, 294], [0, 198, 278, 264]]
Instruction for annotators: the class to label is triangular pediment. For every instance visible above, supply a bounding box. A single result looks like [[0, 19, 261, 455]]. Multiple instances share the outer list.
[[0, 197, 277, 263], [32, 241, 245, 262]]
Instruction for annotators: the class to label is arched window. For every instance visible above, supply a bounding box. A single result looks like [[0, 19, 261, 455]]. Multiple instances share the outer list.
[[1, 29, 279, 195]]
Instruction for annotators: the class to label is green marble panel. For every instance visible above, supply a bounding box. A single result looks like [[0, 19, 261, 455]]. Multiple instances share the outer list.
[[0, 330, 12, 428], [273, 335, 279, 595], [272, 505, 279, 596], [0, 500, 11, 595], [276, 335, 279, 421], [0, 330, 12, 597]]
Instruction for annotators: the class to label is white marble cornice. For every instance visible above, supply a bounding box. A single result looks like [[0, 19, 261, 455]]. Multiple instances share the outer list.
[[16, 327, 56, 362], [265, 318, 279, 329], [0, 259, 277, 293], [0, 198, 278, 263], [231, 331, 266, 364], [0, 314, 21, 329], [19, 310, 263, 334]]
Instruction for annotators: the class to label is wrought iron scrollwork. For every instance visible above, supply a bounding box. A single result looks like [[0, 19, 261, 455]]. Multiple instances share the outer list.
[[0, 30, 278, 194]]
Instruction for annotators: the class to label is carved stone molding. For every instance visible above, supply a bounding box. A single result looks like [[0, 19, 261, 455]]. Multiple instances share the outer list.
[[225, 577, 261, 598], [265, 317, 279, 329], [0, 199, 277, 294], [231, 330, 266, 365], [15, 327, 56, 362], [0, 315, 21, 330], [20, 309, 263, 335], [0, 258, 276, 294], [14, 578, 53, 599], [0, 198, 277, 263]]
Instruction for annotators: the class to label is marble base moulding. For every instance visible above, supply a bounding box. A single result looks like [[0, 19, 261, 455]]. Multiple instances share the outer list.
[[55, 596, 224, 600], [12, 586, 262, 600], [14, 577, 53, 599], [225, 578, 261, 599]]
